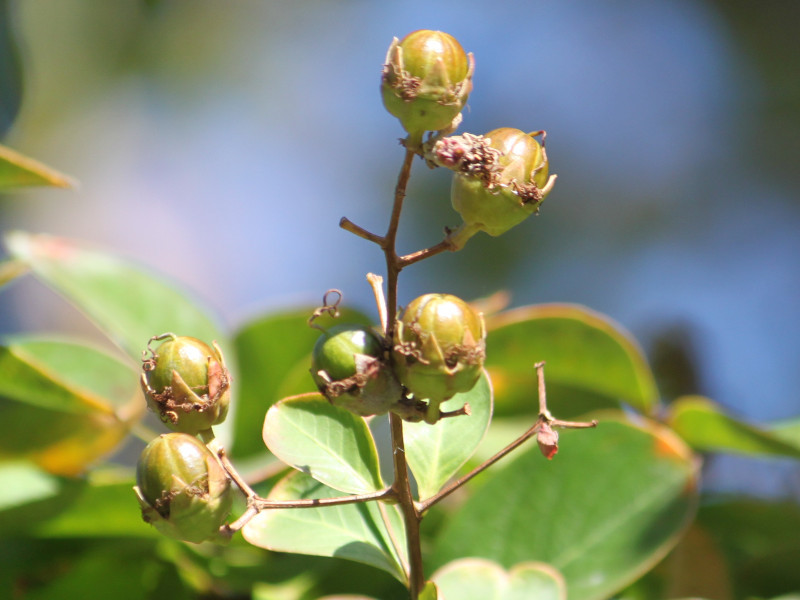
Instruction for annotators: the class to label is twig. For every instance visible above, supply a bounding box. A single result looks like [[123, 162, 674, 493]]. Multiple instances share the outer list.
[[418, 362, 597, 513]]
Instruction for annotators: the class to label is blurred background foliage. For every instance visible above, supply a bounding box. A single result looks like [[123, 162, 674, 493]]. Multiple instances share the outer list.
[[1, 0, 799, 598]]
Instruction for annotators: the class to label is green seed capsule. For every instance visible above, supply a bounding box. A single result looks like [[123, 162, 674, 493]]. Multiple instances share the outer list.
[[451, 128, 556, 237], [134, 433, 233, 544], [141, 334, 231, 435], [392, 294, 486, 423], [381, 30, 474, 136], [311, 324, 403, 417]]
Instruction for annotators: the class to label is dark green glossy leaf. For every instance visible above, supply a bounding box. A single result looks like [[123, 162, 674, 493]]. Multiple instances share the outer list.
[[0, 337, 142, 475], [4, 231, 225, 361], [232, 307, 371, 458], [432, 415, 699, 600], [0, 144, 75, 190], [432, 558, 565, 600], [405, 371, 492, 500], [242, 470, 408, 583], [485, 304, 658, 417], [668, 396, 800, 458], [264, 394, 384, 494]]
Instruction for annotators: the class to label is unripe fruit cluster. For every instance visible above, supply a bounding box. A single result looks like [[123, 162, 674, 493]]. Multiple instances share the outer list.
[[310, 294, 485, 423]]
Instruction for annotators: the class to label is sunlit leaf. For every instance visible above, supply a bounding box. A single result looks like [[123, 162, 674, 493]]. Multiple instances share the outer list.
[[264, 394, 383, 494], [0, 144, 76, 190], [432, 415, 699, 600], [232, 307, 371, 458], [405, 372, 492, 500], [769, 417, 800, 447], [0, 461, 86, 534], [0, 337, 143, 475], [667, 396, 800, 458], [419, 581, 439, 600], [432, 558, 565, 600], [486, 304, 658, 417], [4, 231, 225, 361], [242, 471, 408, 583]]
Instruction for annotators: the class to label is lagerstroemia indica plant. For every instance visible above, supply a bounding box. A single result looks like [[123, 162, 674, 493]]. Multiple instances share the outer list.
[[4, 28, 737, 600], [132, 31, 596, 599]]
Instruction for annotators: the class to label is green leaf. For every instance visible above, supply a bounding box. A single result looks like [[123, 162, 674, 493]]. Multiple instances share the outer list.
[[0, 337, 142, 475], [699, 498, 800, 599], [232, 307, 371, 458], [0, 461, 88, 535], [405, 371, 492, 500], [769, 417, 800, 446], [668, 396, 800, 458], [4, 231, 225, 361], [419, 581, 439, 600], [486, 304, 658, 417], [0, 258, 27, 288], [32, 472, 157, 539], [432, 416, 699, 600], [242, 470, 408, 583], [0, 3, 23, 137], [432, 558, 565, 600], [0, 144, 76, 190], [264, 394, 384, 494]]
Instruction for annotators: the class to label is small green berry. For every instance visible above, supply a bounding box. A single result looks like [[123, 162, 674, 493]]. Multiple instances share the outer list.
[[134, 433, 233, 544], [141, 334, 231, 435], [381, 30, 474, 136], [311, 324, 403, 417], [392, 294, 486, 423]]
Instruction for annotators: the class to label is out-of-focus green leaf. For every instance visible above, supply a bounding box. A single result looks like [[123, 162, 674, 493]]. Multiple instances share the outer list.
[[0, 0, 22, 137], [263, 394, 384, 494], [432, 415, 699, 600], [3, 539, 187, 600], [667, 396, 800, 458], [242, 471, 408, 583], [419, 581, 439, 600], [618, 523, 732, 600], [0, 461, 86, 534], [4, 231, 225, 361], [699, 498, 800, 599], [770, 417, 800, 446], [432, 558, 565, 600], [32, 472, 157, 539], [0, 144, 76, 190], [0, 258, 27, 287], [232, 307, 371, 459], [0, 337, 142, 475], [405, 372, 492, 500], [485, 304, 658, 417]]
